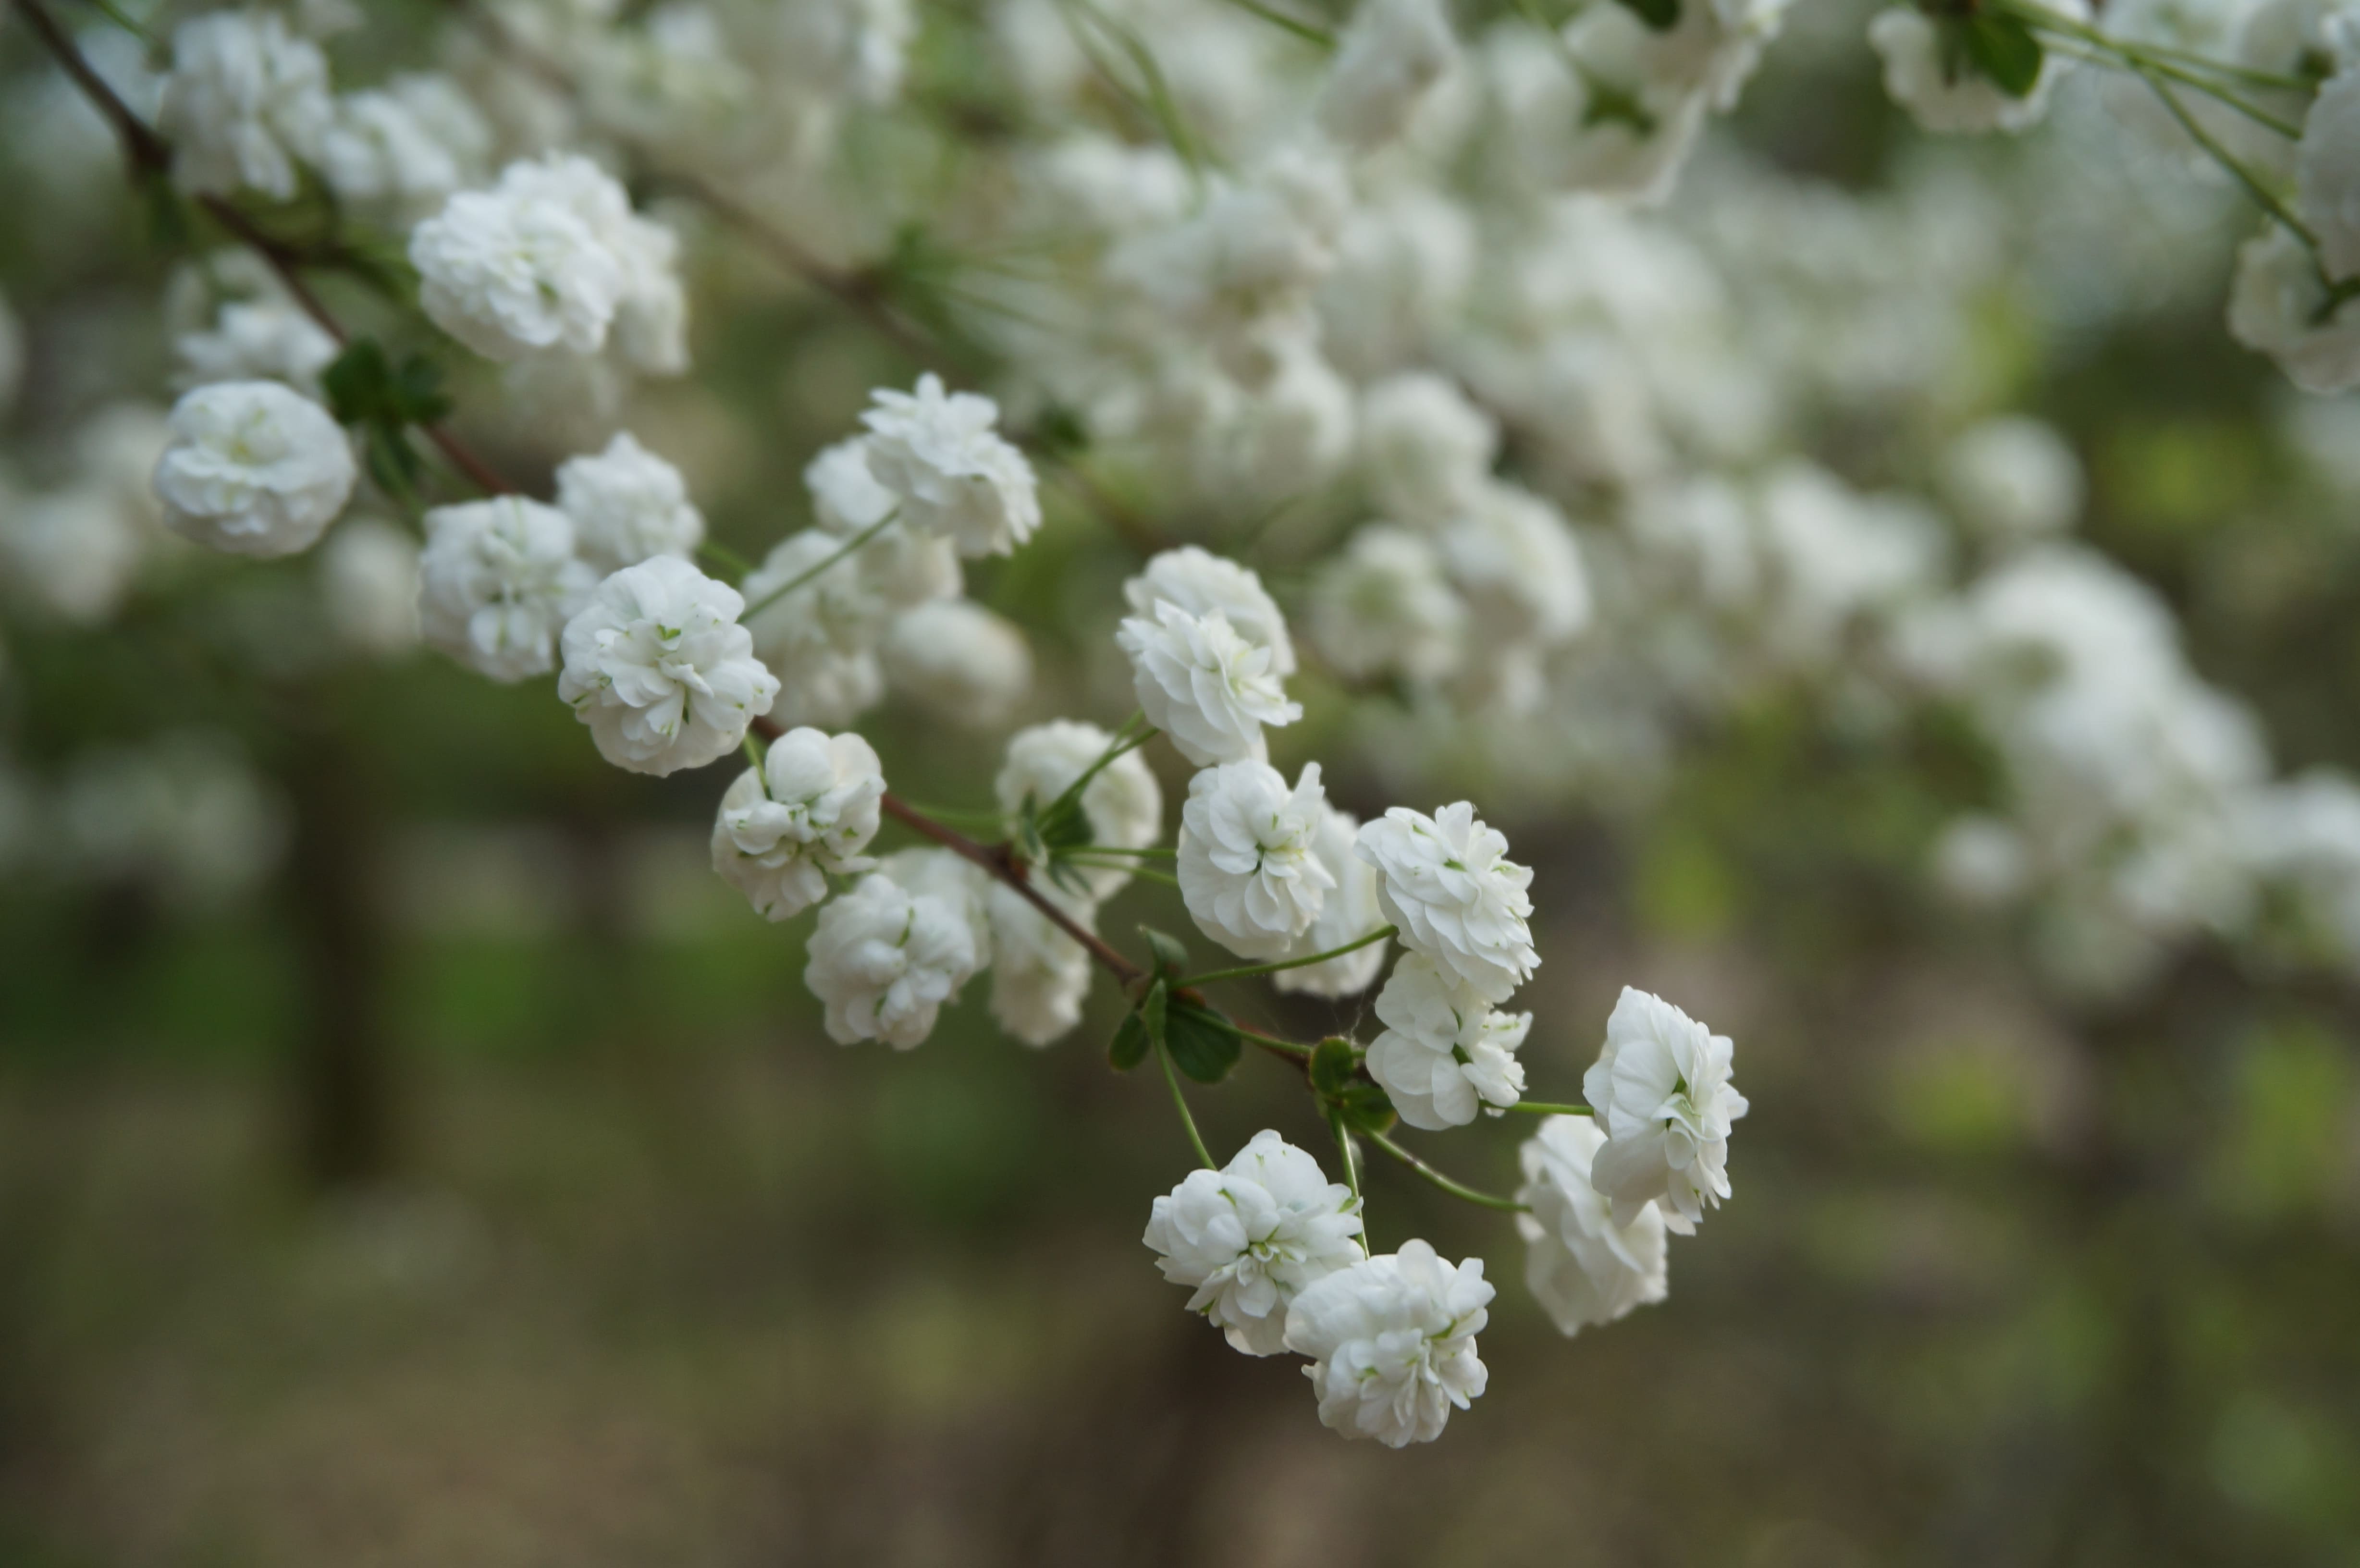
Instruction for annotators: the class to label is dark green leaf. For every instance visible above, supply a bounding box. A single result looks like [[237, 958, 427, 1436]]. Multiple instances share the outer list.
[[1309, 1037, 1359, 1097], [322, 339, 393, 428], [1612, 0, 1680, 31], [1140, 926, 1190, 977], [1334, 1080, 1398, 1135], [1141, 980, 1169, 1051], [1108, 1010, 1150, 1071], [1165, 1001, 1241, 1084], [1951, 11, 2043, 97], [1036, 796, 1092, 852]]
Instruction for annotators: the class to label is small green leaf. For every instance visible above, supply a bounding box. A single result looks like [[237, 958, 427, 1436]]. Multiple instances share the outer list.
[[1142, 980, 1169, 1051], [1036, 796, 1092, 852], [1108, 1010, 1150, 1071], [322, 339, 393, 427], [1140, 926, 1190, 977], [1948, 11, 2043, 97], [1334, 1080, 1398, 1135], [1165, 1001, 1241, 1084], [1612, 0, 1680, 31], [1309, 1037, 1359, 1097]]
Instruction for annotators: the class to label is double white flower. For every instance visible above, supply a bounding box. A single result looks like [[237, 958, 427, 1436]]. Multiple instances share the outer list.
[[712, 727, 885, 922], [557, 556, 779, 776], [1282, 1239, 1492, 1447], [1144, 1130, 1364, 1356], [1365, 954, 1530, 1129], [1515, 1115, 1670, 1336], [1117, 546, 1303, 767], [152, 380, 355, 559], [1178, 760, 1336, 960], [1582, 987, 1748, 1231], [860, 374, 1040, 558], [555, 432, 706, 574], [1354, 803, 1537, 1004], [418, 497, 598, 683], [804, 873, 981, 1048]]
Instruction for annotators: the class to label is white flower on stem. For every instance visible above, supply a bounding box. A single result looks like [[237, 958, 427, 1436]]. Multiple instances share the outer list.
[[804, 872, 981, 1048], [411, 176, 626, 362], [1273, 802, 1390, 999], [2299, 63, 2360, 279], [557, 556, 780, 776], [1117, 602, 1302, 767], [1144, 1129, 1364, 1356], [172, 300, 339, 396], [1179, 760, 1337, 960], [987, 879, 1096, 1046], [1309, 525, 1466, 686], [159, 8, 332, 199], [996, 719, 1163, 899], [417, 496, 599, 683], [1122, 546, 1297, 677], [1354, 804, 1536, 1004], [1868, 4, 2078, 135], [881, 600, 1034, 728], [1582, 986, 1748, 1232], [319, 518, 420, 658], [808, 438, 961, 607], [554, 431, 706, 572], [1318, 0, 1460, 153], [1366, 953, 1529, 1129], [152, 380, 355, 559], [318, 74, 490, 220], [1359, 372, 1498, 527], [1438, 483, 1592, 649], [711, 727, 885, 921], [2230, 225, 2360, 393], [878, 847, 996, 966], [497, 154, 688, 376], [740, 528, 893, 727], [1515, 1114, 1670, 1336], [1282, 1240, 1492, 1447], [860, 374, 1041, 557]]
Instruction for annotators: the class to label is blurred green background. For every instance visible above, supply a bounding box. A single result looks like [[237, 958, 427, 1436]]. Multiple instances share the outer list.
[[7, 1, 2360, 1564]]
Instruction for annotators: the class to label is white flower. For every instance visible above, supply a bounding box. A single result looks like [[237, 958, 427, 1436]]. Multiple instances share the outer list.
[[880, 600, 1034, 728], [172, 299, 339, 395], [2228, 225, 2360, 393], [1515, 1115, 1669, 1336], [497, 154, 688, 376], [740, 528, 893, 726], [1318, 0, 1459, 152], [804, 872, 981, 1048], [160, 8, 332, 199], [2299, 62, 2360, 279], [877, 846, 997, 964], [1116, 601, 1301, 767], [1354, 804, 1536, 1004], [1308, 525, 1466, 687], [1366, 953, 1529, 1129], [411, 179, 625, 362], [987, 879, 1096, 1046], [1144, 1129, 1364, 1356], [1273, 802, 1390, 999], [996, 720, 1164, 899], [319, 518, 420, 658], [860, 374, 1041, 557], [1282, 1240, 1492, 1447], [417, 496, 598, 683], [1939, 417, 2084, 540], [557, 556, 780, 776], [1179, 760, 1336, 960], [554, 432, 706, 573], [1123, 546, 1297, 677], [1438, 483, 1592, 649], [1359, 372, 1498, 527], [807, 439, 963, 607], [318, 73, 490, 220], [712, 726, 885, 920], [152, 380, 355, 558], [1868, 5, 2077, 135], [1582, 986, 1748, 1232]]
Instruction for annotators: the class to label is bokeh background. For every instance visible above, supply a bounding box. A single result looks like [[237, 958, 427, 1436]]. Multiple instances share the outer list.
[[6, 0, 2360, 1563]]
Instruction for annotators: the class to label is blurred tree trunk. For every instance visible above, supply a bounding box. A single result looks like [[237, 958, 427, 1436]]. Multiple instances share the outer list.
[[282, 723, 394, 1189]]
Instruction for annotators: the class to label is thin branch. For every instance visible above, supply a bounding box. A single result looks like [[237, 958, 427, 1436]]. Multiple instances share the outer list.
[[1501, 1101, 1593, 1116], [1157, 1040, 1218, 1169], [1177, 925, 1396, 989], [1367, 1132, 1529, 1213]]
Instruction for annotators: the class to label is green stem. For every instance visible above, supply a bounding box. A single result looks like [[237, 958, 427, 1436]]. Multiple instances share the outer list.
[[887, 800, 1005, 831], [739, 509, 898, 621], [2137, 65, 2321, 251], [1329, 1109, 1361, 1206], [1501, 1101, 1593, 1116], [1176, 926, 1396, 989], [2040, 32, 2307, 138], [740, 731, 767, 773], [2006, 0, 2315, 91], [1070, 844, 1177, 858], [1211, 0, 1334, 47], [699, 539, 755, 577], [1157, 1040, 1217, 1169], [1367, 1133, 1529, 1213], [1039, 714, 1155, 824]]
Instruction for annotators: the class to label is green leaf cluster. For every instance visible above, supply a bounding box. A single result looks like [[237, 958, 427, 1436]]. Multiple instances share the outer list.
[[321, 339, 455, 499]]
